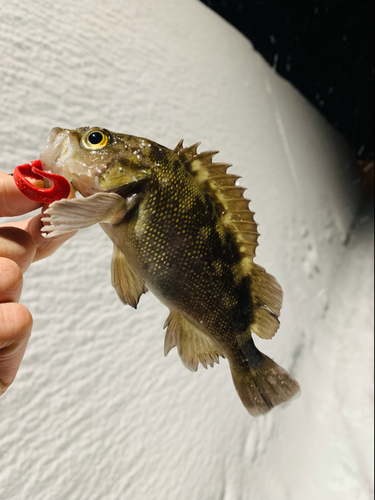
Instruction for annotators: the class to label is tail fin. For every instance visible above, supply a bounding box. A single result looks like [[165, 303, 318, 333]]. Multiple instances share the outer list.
[[230, 353, 300, 416]]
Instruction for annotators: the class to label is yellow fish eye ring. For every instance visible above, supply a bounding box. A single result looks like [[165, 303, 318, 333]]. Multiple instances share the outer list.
[[81, 129, 109, 150]]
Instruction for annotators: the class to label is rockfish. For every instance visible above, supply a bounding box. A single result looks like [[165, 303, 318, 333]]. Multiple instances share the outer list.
[[39, 126, 300, 416]]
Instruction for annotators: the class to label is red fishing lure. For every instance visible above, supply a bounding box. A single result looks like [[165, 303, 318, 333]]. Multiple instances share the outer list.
[[13, 160, 70, 204]]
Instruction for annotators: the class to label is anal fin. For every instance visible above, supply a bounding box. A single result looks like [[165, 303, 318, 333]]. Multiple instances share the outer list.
[[111, 245, 148, 308], [164, 311, 224, 371]]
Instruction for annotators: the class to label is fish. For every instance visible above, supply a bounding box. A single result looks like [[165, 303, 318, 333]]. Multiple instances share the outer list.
[[39, 126, 300, 416]]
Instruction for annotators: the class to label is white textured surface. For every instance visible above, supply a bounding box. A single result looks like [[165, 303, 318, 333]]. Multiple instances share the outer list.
[[0, 1, 373, 499]]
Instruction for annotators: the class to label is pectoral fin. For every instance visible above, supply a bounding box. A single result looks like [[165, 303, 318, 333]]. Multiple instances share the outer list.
[[111, 245, 148, 308], [164, 311, 224, 371], [41, 192, 128, 237]]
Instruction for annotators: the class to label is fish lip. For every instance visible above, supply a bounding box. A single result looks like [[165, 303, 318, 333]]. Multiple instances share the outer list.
[[40, 128, 69, 170], [39, 130, 74, 185]]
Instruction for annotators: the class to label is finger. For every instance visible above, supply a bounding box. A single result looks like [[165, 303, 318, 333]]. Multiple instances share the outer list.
[[0, 303, 33, 395], [25, 213, 77, 261], [0, 171, 42, 217], [0, 258, 23, 303], [0, 227, 36, 273], [1, 214, 77, 262]]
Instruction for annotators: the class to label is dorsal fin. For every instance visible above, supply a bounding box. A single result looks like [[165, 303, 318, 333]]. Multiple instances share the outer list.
[[175, 141, 283, 341], [175, 140, 260, 259]]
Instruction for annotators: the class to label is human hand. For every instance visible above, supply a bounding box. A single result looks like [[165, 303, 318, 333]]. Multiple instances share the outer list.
[[0, 171, 75, 395]]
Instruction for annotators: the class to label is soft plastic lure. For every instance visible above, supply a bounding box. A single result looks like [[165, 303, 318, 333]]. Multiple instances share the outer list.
[[13, 160, 70, 204]]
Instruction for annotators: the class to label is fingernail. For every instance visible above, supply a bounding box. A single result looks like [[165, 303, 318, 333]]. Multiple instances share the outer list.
[[0, 382, 7, 396]]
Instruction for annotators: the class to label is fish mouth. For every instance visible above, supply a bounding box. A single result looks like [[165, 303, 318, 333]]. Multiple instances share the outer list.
[[12, 127, 74, 203], [40, 128, 75, 181]]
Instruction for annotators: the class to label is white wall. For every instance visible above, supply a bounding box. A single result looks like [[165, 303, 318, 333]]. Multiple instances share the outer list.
[[0, 1, 373, 499]]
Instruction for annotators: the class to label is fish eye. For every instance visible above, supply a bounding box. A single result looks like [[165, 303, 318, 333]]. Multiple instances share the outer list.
[[81, 129, 109, 150]]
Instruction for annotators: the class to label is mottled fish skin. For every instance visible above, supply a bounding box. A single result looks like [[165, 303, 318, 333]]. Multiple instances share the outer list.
[[41, 127, 300, 416], [103, 145, 251, 343]]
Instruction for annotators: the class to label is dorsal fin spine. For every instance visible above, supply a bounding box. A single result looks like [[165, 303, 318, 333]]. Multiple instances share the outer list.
[[175, 139, 184, 152], [209, 174, 241, 185], [187, 150, 219, 161], [176, 141, 260, 263]]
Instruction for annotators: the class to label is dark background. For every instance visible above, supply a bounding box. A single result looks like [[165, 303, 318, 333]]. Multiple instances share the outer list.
[[200, 0, 374, 194]]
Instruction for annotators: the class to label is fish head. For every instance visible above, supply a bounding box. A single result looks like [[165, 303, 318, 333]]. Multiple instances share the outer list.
[[40, 127, 152, 197]]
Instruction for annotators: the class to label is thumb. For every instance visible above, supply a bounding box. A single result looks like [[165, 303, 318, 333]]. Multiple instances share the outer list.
[[0, 303, 33, 395]]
